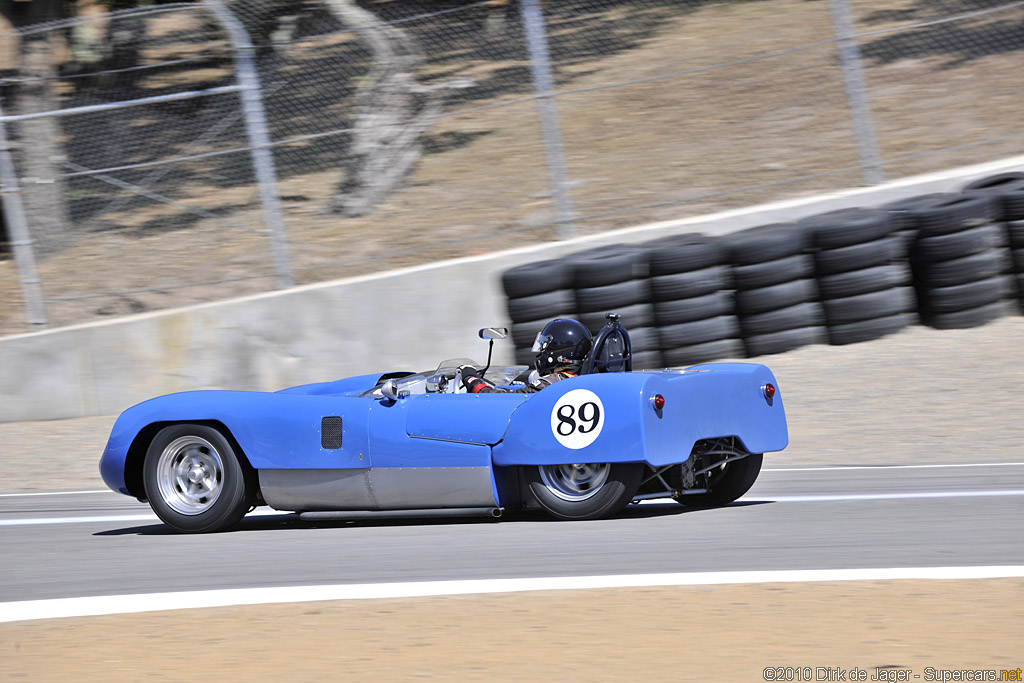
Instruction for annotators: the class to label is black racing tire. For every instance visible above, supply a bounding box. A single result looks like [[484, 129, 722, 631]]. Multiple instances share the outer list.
[[659, 315, 740, 348], [643, 234, 725, 275], [630, 350, 664, 370], [506, 289, 574, 323], [735, 279, 817, 316], [578, 303, 654, 333], [963, 172, 1024, 191], [514, 346, 535, 366], [650, 265, 730, 301], [1013, 247, 1024, 274], [813, 235, 903, 276], [799, 208, 893, 250], [817, 264, 908, 299], [574, 279, 648, 312], [733, 254, 814, 290], [143, 424, 256, 534], [625, 326, 660, 353], [827, 312, 914, 346], [884, 193, 952, 231], [743, 326, 827, 357], [924, 301, 1011, 330], [912, 223, 1004, 262], [1008, 221, 1024, 249], [739, 302, 824, 336], [918, 249, 1004, 288], [677, 454, 763, 507], [570, 246, 649, 288], [525, 462, 644, 521], [662, 338, 744, 367], [964, 175, 1024, 221], [921, 275, 1012, 314], [511, 318, 550, 348], [724, 223, 806, 265], [653, 291, 734, 326], [822, 287, 915, 325], [906, 194, 998, 236], [502, 259, 573, 299]]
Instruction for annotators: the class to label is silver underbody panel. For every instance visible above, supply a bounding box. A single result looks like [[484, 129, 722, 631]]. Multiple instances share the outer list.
[[259, 467, 497, 512]]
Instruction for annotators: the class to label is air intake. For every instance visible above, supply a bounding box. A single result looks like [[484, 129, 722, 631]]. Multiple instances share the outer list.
[[321, 416, 343, 449]]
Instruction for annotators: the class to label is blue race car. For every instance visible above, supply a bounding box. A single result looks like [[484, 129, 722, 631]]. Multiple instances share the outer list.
[[99, 318, 788, 533]]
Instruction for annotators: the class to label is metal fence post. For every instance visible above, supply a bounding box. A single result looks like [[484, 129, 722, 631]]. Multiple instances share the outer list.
[[829, 0, 885, 185], [0, 96, 47, 326], [520, 0, 577, 240], [203, 0, 294, 288]]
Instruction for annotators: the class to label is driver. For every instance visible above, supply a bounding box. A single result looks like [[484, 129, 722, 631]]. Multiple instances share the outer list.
[[460, 318, 592, 394]]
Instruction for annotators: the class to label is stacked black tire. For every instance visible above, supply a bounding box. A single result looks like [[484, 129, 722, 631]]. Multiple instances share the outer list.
[[898, 193, 1012, 329], [963, 172, 1024, 314], [502, 259, 576, 366], [568, 245, 662, 369], [884, 193, 947, 258], [500, 175, 1024, 368], [724, 223, 826, 356], [798, 208, 915, 345], [642, 233, 742, 366]]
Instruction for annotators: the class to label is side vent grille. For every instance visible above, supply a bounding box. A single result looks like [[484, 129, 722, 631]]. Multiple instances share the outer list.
[[321, 416, 343, 449]]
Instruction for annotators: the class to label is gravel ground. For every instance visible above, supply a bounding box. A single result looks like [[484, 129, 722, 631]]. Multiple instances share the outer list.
[[5, 580, 1022, 681], [2, 314, 1022, 493]]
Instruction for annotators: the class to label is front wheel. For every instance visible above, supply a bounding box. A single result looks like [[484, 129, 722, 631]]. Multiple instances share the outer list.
[[143, 424, 256, 533], [677, 453, 763, 508], [526, 462, 643, 521]]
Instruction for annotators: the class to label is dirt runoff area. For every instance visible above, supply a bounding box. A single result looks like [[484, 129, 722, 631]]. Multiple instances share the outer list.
[[3, 580, 1022, 681]]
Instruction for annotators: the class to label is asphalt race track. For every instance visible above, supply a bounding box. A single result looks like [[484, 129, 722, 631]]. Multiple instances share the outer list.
[[2, 463, 1022, 605]]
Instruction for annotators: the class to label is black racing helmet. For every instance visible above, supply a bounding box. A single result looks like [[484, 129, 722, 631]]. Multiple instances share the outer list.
[[532, 318, 593, 374]]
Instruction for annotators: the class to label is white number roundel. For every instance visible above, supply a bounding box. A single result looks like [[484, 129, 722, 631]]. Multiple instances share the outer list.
[[550, 389, 605, 449]]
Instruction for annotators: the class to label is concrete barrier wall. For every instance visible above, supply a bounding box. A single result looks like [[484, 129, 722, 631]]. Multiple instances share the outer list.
[[3, 156, 1023, 422]]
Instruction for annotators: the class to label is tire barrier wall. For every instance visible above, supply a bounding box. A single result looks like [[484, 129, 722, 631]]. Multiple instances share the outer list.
[[501, 172, 1024, 368], [799, 208, 916, 345], [645, 234, 740, 368], [726, 224, 824, 357]]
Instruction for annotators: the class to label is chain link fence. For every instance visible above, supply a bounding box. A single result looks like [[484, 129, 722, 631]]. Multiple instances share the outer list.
[[1, 0, 1022, 333]]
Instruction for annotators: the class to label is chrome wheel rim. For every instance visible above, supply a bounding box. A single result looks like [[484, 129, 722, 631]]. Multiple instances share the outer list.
[[538, 463, 610, 502], [156, 435, 225, 515]]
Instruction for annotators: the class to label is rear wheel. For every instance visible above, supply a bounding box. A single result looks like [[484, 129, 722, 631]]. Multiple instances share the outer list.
[[143, 424, 256, 533], [677, 453, 763, 507], [527, 462, 643, 520]]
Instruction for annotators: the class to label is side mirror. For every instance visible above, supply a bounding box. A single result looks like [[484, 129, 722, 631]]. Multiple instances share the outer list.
[[380, 379, 399, 400], [478, 327, 508, 340]]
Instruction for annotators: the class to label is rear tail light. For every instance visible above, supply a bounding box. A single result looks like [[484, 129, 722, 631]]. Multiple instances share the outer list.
[[651, 394, 666, 411], [763, 383, 776, 400]]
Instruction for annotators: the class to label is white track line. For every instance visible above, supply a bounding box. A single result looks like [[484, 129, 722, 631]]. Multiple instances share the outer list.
[[0, 508, 291, 527], [0, 513, 157, 526], [2, 566, 1022, 624], [0, 490, 110, 497], [747, 489, 1024, 503], [764, 462, 1024, 472]]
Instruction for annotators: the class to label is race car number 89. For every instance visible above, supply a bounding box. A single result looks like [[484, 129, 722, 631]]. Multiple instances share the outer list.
[[550, 389, 605, 449]]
